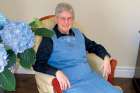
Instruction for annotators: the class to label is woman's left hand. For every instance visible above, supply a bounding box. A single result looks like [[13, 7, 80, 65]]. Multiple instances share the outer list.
[[101, 56, 111, 79]]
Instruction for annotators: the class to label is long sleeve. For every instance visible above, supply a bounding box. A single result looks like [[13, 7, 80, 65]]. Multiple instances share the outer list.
[[83, 34, 111, 59], [33, 37, 57, 75]]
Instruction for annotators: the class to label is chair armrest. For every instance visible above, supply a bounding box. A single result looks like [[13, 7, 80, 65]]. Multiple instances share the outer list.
[[35, 72, 55, 93], [108, 59, 117, 84], [52, 78, 62, 93]]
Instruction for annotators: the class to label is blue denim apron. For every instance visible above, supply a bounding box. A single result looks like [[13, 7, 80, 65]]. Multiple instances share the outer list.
[[48, 28, 122, 93]]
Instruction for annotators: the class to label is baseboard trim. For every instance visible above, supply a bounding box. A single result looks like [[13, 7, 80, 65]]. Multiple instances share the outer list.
[[115, 66, 135, 78], [15, 66, 136, 78]]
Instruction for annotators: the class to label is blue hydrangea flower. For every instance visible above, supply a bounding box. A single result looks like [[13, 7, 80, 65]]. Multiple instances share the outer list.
[[0, 12, 7, 30], [0, 21, 35, 54], [0, 44, 8, 73]]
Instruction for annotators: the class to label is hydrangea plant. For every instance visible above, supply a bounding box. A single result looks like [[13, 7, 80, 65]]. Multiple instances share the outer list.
[[0, 13, 36, 91], [0, 12, 54, 91], [0, 21, 35, 54]]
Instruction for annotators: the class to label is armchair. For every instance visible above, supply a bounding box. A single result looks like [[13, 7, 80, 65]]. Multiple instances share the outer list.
[[34, 15, 117, 93]]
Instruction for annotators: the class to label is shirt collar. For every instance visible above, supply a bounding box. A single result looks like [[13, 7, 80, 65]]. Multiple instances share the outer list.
[[53, 24, 75, 38]]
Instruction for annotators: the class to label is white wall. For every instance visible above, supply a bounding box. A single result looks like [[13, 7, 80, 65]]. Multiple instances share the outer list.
[[0, 0, 140, 77]]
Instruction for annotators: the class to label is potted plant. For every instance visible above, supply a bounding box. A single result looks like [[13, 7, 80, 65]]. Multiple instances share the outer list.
[[0, 13, 53, 92]]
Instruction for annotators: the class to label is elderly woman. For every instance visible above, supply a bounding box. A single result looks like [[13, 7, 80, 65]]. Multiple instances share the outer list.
[[33, 2, 122, 93]]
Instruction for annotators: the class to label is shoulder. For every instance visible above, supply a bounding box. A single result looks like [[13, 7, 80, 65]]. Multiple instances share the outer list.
[[40, 37, 53, 47], [72, 27, 84, 36], [43, 36, 53, 42], [72, 27, 80, 32], [72, 28, 83, 34]]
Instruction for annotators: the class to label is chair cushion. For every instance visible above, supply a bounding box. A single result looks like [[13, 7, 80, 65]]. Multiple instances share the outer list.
[[35, 72, 55, 93]]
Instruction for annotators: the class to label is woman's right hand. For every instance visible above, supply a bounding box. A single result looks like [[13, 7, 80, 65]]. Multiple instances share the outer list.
[[55, 70, 71, 90]]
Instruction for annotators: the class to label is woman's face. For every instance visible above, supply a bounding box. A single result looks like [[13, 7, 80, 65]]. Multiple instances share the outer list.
[[55, 11, 73, 34]]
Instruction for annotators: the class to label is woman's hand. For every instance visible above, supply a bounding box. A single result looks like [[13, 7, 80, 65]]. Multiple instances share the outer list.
[[55, 70, 71, 91], [101, 56, 111, 79]]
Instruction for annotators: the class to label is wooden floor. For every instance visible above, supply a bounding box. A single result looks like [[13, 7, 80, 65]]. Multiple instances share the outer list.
[[5, 74, 137, 93], [114, 78, 136, 93]]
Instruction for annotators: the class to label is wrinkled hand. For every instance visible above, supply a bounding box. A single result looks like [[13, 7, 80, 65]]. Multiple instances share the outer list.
[[101, 56, 111, 79], [55, 70, 71, 90]]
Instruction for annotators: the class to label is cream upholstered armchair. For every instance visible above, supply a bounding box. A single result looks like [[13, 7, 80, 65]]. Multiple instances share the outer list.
[[34, 15, 117, 93]]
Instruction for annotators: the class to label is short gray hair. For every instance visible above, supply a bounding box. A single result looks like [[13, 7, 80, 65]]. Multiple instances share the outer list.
[[55, 2, 75, 19]]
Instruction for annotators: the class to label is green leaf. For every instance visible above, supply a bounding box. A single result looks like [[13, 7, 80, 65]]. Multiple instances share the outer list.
[[5, 50, 16, 68], [0, 69, 16, 91], [17, 48, 36, 69], [29, 18, 54, 37], [29, 18, 43, 28], [32, 28, 54, 37]]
